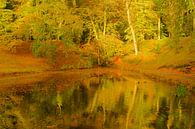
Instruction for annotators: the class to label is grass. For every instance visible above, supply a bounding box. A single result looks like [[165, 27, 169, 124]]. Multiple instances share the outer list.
[[126, 37, 195, 69], [121, 37, 195, 88], [154, 37, 195, 68]]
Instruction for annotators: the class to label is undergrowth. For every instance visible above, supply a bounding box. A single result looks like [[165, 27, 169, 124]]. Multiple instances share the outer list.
[[31, 41, 57, 64]]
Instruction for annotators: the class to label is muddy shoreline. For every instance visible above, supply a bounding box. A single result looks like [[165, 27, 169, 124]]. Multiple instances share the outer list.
[[127, 68, 195, 90], [0, 67, 194, 91]]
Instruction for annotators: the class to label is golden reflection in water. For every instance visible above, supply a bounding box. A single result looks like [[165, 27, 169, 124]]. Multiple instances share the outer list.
[[0, 75, 194, 129], [84, 77, 174, 129]]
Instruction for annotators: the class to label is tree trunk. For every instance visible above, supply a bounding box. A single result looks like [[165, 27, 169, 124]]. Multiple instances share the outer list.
[[192, 0, 195, 32], [125, 0, 138, 55], [72, 0, 77, 8], [91, 19, 98, 39], [158, 17, 161, 40], [193, 18, 195, 32], [103, 10, 107, 36], [57, 22, 62, 40]]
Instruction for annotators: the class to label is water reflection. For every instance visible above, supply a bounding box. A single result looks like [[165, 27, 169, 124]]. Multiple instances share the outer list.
[[0, 74, 194, 129]]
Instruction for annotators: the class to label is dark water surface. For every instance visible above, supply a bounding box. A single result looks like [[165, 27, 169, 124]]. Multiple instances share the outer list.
[[0, 71, 194, 129]]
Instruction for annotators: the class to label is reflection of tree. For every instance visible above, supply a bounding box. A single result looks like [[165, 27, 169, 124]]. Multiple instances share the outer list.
[[1, 76, 194, 129], [124, 80, 157, 129], [115, 93, 125, 114], [87, 78, 128, 129], [167, 95, 174, 129], [52, 84, 89, 116], [89, 90, 98, 113], [155, 97, 169, 129], [168, 94, 194, 129], [125, 81, 138, 129], [21, 82, 57, 120], [69, 85, 89, 113], [56, 91, 62, 115], [20, 81, 90, 127], [188, 107, 194, 129]]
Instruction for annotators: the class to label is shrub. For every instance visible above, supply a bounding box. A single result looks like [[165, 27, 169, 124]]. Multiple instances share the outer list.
[[92, 35, 128, 66], [154, 43, 161, 54], [31, 41, 42, 57], [31, 41, 57, 64]]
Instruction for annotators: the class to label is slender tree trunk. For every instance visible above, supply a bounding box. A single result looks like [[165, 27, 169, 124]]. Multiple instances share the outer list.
[[103, 10, 107, 36], [193, 18, 195, 32], [57, 22, 62, 40], [91, 19, 98, 39], [192, 0, 195, 32], [158, 17, 161, 40], [72, 0, 77, 8], [125, 0, 138, 55], [90, 18, 100, 64]]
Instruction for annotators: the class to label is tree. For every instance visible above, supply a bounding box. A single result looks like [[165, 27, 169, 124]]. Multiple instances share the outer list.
[[192, 0, 195, 31], [14, 0, 83, 44], [0, 0, 7, 9], [0, 0, 17, 44], [132, 0, 158, 40], [153, 0, 193, 47], [125, 0, 138, 55], [153, 0, 164, 39]]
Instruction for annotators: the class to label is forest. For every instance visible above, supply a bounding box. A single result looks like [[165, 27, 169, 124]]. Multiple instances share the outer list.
[[0, 0, 195, 129], [0, 0, 195, 69]]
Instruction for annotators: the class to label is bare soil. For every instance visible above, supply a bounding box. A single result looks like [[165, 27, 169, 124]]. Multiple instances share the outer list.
[[0, 45, 51, 76]]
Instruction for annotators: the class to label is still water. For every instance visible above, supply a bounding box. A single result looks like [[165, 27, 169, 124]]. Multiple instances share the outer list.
[[0, 71, 194, 129]]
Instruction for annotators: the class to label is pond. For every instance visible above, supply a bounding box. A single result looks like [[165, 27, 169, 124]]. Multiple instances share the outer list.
[[0, 71, 194, 129]]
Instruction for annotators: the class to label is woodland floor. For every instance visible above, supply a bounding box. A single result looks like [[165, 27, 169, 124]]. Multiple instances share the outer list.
[[0, 45, 51, 76]]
